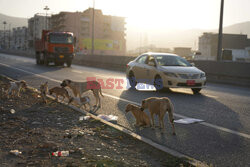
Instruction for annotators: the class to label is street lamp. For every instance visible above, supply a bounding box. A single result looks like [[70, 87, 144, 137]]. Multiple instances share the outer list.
[[44, 6, 50, 30], [217, 0, 224, 61], [3, 21, 7, 49], [91, 0, 95, 56]]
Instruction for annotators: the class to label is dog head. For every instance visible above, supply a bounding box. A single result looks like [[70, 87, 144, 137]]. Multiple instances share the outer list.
[[140, 99, 148, 111], [20, 80, 27, 89], [125, 104, 133, 113], [60, 79, 71, 87], [40, 82, 48, 94]]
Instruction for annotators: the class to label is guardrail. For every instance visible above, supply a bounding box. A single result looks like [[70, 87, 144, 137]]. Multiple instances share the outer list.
[[1, 49, 250, 87]]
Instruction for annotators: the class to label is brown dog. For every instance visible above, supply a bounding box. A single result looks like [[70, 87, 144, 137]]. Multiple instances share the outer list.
[[68, 96, 92, 111], [141, 97, 176, 135], [125, 104, 151, 127], [60, 79, 104, 107], [49, 86, 70, 102], [40, 82, 48, 103]]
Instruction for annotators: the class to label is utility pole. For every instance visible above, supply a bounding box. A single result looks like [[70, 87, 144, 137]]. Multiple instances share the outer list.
[[91, 0, 95, 56], [217, 0, 224, 61], [8, 23, 11, 49], [44, 6, 50, 30], [3, 21, 7, 49]]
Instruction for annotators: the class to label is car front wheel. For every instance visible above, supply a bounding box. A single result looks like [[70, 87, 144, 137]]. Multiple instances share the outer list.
[[154, 75, 164, 91], [128, 72, 137, 89], [192, 88, 201, 94]]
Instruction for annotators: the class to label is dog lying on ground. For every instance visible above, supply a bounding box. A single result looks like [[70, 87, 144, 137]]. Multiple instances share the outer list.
[[49, 86, 70, 102], [60, 79, 104, 108], [6, 80, 27, 98], [40, 82, 48, 103], [68, 96, 92, 111], [141, 97, 176, 135], [125, 104, 151, 127]]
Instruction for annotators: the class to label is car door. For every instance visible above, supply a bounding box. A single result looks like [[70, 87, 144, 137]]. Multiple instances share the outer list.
[[144, 56, 158, 84], [133, 55, 148, 82]]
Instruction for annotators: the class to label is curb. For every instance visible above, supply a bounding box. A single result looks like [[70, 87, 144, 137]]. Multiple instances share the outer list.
[[1, 75, 208, 167]]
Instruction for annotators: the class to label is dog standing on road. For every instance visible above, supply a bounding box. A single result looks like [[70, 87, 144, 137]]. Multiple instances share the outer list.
[[125, 104, 151, 127], [49, 86, 70, 102], [7, 80, 27, 98], [60, 79, 104, 107], [141, 97, 176, 135]]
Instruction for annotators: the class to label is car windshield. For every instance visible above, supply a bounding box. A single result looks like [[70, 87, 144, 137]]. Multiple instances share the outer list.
[[155, 55, 192, 67], [49, 34, 73, 44]]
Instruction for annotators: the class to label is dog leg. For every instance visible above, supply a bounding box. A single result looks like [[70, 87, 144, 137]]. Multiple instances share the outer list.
[[150, 112, 155, 128], [171, 122, 176, 135]]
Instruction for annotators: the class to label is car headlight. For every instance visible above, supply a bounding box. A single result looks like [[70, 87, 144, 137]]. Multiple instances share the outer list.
[[163, 72, 178, 78], [200, 73, 206, 78]]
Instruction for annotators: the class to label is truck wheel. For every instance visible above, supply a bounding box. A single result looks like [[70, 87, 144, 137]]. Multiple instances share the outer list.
[[44, 56, 49, 66], [66, 59, 72, 67], [192, 88, 201, 94], [36, 54, 40, 65]]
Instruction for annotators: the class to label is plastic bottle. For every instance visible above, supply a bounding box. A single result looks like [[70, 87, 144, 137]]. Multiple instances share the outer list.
[[52, 151, 69, 157]]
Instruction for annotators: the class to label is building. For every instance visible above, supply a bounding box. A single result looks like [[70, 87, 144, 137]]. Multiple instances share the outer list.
[[198, 32, 250, 60], [28, 14, 50, 48], [0, 30, 11, 49], [173, 47, 192, 59], [50, 8, 126, 55], [12, 27, 28, 50]]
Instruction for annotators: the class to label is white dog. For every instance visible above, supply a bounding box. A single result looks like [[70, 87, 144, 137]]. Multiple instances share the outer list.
[[68, 96, 92, 111], [7, 80, 27, 98]]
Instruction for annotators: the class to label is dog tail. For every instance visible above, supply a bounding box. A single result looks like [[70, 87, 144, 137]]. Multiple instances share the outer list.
[[99, 88, 104, 97]]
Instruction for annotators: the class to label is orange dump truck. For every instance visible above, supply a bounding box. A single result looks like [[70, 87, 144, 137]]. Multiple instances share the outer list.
[[35, 30, 75, 67]]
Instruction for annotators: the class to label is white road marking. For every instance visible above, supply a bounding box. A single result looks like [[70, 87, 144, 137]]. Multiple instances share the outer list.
[[71, 70, 83, 74], [0, 61, 249, 139]]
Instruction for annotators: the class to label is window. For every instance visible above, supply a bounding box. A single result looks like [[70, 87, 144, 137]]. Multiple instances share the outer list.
[[136, 55, 147, 64]]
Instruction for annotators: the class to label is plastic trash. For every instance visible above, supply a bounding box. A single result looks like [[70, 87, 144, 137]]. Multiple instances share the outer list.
[[10, 150, 22, 155], [10, 109, 15, 114], [52, 151, 69, 157], [174, 118, 204, 124], [83, 116, 91, 120], [79, 116, 84, 121], [97, 114, 118, 123]]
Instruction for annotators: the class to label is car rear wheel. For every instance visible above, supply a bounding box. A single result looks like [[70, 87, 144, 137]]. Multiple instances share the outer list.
[[66, 59, 72, 67], [128, 72, 137, 89], [192, 88, 201, 94], [154, 75, 164, 91]]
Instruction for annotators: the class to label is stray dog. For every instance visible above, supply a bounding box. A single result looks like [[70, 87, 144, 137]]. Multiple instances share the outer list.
[[49, 86, 70, 102], [125, 104, 151, 127], [141, 97, 176, 135], [68, 96, 92, 111], [40, 82, 48, 103], [7, 80, 27, 98], [60, 79, 104, 107]]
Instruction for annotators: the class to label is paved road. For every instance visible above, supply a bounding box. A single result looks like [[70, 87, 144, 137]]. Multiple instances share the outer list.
[[0, 53, 250, 166]]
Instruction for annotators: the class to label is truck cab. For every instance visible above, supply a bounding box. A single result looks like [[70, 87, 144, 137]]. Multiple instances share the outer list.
[[35, 30, 75, 67]]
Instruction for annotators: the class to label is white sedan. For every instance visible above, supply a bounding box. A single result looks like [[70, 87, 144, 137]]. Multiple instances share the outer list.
[[126, 52, 206, 94]]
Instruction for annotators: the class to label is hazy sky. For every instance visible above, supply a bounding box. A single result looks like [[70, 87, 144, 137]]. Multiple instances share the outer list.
[[0, 0, 250, 30]]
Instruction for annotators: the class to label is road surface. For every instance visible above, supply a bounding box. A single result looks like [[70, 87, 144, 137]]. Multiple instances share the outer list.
[[0, 53, 249, 166]]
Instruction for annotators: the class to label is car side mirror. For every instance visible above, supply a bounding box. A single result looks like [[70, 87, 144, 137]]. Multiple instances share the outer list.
[[148, 61, 156, 66]]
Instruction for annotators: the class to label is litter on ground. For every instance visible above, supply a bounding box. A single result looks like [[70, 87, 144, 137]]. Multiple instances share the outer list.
[[174, 118, 204, 124], [97, 114, 118, 123]]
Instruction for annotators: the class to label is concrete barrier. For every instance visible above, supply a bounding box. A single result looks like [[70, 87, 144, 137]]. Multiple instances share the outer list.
[[1, 49, 250, 87]]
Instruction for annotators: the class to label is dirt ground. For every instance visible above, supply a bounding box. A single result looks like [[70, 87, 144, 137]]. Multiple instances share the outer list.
[[0, 76, 193, 167]]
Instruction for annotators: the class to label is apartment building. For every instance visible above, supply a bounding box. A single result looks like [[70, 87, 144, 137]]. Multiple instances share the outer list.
[[28, 14, 50, 48], [198, 32, 250, 60], [50, 8, 126, 55], [12, 26, 28, 50]]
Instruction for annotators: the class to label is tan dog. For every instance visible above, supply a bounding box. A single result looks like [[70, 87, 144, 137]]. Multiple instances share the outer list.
[[40, 82, 48, 103], [49, 86, 70, 102], [7, 80, 27, 98], [125, 104, 151, 127], [68, 96, 92, 111], [141, 97, 176, 135], [60, 79, 104, 107]]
